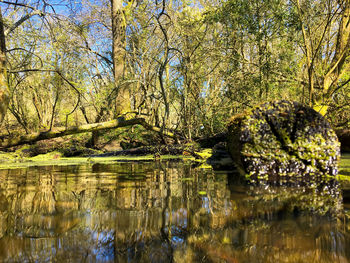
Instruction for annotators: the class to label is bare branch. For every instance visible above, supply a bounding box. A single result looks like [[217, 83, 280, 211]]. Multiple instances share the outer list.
[[4, 10, 45, 36], [7, 47, 43, 68], [9, 68, 81, 128], [0, 1, 37, 10]]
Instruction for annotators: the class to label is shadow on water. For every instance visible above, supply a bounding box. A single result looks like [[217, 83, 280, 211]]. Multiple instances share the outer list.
[[0, 159, 349, 262]]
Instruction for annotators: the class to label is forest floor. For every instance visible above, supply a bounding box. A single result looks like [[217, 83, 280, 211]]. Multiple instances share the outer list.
[[0, 151, 202, 169], [0, 128, 348, 170], [0, 141, 217, 169]]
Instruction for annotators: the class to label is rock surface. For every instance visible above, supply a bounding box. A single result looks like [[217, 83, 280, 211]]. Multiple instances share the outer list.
[[227, 100, 340, 178]]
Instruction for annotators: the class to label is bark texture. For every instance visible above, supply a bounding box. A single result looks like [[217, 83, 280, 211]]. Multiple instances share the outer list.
[[227, 100, 340, 178], [0, 8, 9, 125], [111, 0, 131, 116]]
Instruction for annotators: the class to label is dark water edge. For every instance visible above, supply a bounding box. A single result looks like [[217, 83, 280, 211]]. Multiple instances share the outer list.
[[0, 156, 349, 263]]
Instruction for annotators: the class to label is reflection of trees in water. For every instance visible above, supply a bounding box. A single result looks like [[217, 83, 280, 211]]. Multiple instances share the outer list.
[[0, 162, 230, 262], [0, 163, 348, 262]]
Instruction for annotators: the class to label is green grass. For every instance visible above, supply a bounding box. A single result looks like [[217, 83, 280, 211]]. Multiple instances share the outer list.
[[0, 150, 347, 175], [337, 153, 350, 181], [0, 152, 193, 169]]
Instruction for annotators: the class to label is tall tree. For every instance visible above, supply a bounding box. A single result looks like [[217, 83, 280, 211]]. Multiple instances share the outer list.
[[322, 1, 350, 105], [0, 7, 9, 125], [293, 0, 350, 113], [111, 0, 131, 116]]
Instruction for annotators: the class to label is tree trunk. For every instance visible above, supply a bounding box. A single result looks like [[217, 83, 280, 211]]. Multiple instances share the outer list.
[[86, 0, 132, 148], [0, 118, 176, 149], [0, 8, 9, 125], [111, 0, 131, 116], [227, 101, 340, 178]]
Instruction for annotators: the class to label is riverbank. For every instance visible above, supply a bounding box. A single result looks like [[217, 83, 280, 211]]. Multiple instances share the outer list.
[[0, 146, 214, 169], [0, 146, 349, 181]]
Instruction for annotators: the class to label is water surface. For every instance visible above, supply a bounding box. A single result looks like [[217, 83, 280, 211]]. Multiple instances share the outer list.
[[0, 156, 350, 262]]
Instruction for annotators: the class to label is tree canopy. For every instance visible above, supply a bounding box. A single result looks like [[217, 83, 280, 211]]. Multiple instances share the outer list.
[[0, 0, 349, 146]]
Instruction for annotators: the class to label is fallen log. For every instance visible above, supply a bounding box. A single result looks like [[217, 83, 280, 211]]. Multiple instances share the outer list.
[[0, 118, 176, 149], [227, 100, 340, 177]]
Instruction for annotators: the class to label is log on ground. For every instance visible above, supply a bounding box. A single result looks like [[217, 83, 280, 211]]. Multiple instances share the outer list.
[[227, 100, 340, 178], [0, 118, 176, 149]]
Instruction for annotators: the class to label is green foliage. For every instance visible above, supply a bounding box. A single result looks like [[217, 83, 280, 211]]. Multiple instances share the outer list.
[[0, 0, 349, 141], [0, 152, 198, 170], [338, 154, 350, 181]]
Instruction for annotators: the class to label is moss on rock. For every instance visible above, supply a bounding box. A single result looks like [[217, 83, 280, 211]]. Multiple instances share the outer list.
[[227, 100, 340, 178]]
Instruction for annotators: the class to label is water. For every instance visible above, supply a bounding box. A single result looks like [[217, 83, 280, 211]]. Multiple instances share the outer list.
[[0, 156, 349, 263]]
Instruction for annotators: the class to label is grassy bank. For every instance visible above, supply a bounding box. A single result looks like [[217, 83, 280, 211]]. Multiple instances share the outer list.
[[0, 151, 198, 169]]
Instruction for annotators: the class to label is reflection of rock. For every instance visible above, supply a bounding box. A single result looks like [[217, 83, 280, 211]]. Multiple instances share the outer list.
[[188, 218, 349, 263], [187, 176, 346, 263], [233, 176, 342, 219], [227, 101, 340, 177], [207, 142, 236, 171], [0, 161, 347, 262]]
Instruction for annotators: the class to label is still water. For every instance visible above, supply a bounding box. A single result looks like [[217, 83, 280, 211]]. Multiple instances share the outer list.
[[0, 156, 350, 263]]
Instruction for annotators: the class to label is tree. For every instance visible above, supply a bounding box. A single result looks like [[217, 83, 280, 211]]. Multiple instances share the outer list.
[[111, 0, 135, 116], [0, 7, 9, 125], [293, 0, 350, 114], [0, 1, 47, 126], [0, 0, 349, 146]]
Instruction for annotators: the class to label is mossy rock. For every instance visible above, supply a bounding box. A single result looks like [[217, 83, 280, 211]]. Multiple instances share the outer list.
[[227, 100, 340, 178]]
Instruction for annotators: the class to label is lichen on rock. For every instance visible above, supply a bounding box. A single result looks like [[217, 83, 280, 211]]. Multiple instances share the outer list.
[[228, 100, 340, 178]]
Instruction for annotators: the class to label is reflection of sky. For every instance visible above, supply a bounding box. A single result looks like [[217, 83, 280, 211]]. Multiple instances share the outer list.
[[91, 230, 115, 262], [167, 207, 188, 229], [0, 161, 349, 262], [171, 234, 185, 246], [201, 196, 210, 212]]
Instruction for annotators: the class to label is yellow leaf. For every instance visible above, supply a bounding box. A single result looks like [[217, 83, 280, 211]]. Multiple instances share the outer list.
[[313, 104, 328, 116]]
